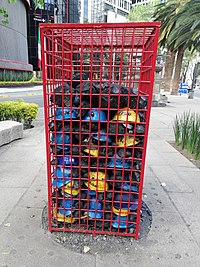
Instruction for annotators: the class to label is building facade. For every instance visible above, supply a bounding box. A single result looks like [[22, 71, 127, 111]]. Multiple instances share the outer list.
[[0, 0, 33, 81], [132, 0, 150, 5], [132, 0, 165, 6], [80, 0, 131, 23], [27, 0, 80, 71], [104, 0, 132, 22]]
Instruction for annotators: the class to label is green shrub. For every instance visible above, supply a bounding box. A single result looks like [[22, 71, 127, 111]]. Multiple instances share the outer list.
[[0, 70, 33, 82], [173, 114, 181, 146], [0, 100, 38, 128], [173, 111, 200, 160]]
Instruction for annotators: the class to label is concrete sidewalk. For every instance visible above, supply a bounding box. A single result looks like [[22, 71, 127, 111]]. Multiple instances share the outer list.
[[0, 94, 200, 266]]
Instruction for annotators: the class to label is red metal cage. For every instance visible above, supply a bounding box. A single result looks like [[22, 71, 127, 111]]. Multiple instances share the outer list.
[[40, 22, 160, 239]]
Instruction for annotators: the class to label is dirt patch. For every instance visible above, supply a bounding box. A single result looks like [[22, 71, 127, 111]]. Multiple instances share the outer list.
[[42, 201, 152, 255], [170, 142, 200, 169]]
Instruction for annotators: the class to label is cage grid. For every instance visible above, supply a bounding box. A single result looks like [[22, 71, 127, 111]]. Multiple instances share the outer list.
[[40, 22, 159, 239]]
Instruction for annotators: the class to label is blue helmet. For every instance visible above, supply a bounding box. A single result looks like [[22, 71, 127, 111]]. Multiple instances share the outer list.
[[51, 133, 70, 145], [58, 199, 76, 216], [84, 189, 96, 197], [52, 167, 71, 188], [57, 156, 78, 166], [55, 107, 77, 120], [91, 130, 112, 143], [122, 183, 138, 192], [83, 110, 107, 121], [112, 215, 135, 229], [88, 197, 103, 219], [107, 155, 131, 169], [114, 193, 138, 213], [115, 181, 138, 192]]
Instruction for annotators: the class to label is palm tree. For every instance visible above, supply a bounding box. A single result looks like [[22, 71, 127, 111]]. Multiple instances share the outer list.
[[168, 0, 200, 51], [152, 0, 189, 94], [167, 0, 200, 93]]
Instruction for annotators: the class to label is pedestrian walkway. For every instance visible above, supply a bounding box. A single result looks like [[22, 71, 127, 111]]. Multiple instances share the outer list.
[[0, 94, 200, 266]]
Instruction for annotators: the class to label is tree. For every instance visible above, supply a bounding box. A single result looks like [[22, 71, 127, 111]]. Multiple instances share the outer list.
[[152, 0, 189, 94], [128, 0, 158, 22], [168, 0, 200, 52], [166, 0, 200, 94], [153, 0, 200, 95]]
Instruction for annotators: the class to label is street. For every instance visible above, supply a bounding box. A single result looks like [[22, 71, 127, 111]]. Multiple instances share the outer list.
[[0, 89, 44, 107]]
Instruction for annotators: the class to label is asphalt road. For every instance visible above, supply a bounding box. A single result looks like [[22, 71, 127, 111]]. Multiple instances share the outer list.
[[0, 89, 44, 107]]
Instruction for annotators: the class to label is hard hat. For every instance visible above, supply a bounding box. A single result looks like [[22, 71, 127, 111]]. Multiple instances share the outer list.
[[83, 109, 107, 121], [107, 156, 131, 169], [53, 208, 76, 223], [84, 171, 109, 192], [113, 193, 138, 216], [55, 107, 77, 120], [57, 156, 78, 166], [117, 136, 140, 147], [88, 197, 103, 219], [91, 130, 112, 143], [52, 167, 71, 188], [58, 199, 76, 216], [62, 181, 80, 196], [112, 108, 140, 123], [83, 139, 99, 157], [122, 182, 138, 192], [83, 147, 99, 157], [51, 133, 70, 145], [112, 215, 135, 229]]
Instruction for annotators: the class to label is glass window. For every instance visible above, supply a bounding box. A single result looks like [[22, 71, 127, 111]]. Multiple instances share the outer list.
[[124, 1, 127, 10], [83, 0, 88, 22]]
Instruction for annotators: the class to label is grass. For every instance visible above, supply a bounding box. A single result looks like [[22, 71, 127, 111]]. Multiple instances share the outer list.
[[173, 111, 200, 160]]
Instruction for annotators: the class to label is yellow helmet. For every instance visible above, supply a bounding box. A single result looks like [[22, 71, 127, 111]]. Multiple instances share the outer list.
[[112, 206, 129, 216], [83, 147, 99, 157], [112, 108, 140, 123], [117, 136, 140, 147], [84, 171, 109, 192], [62, 181, 80, 196], [53, 208, 76, 223]]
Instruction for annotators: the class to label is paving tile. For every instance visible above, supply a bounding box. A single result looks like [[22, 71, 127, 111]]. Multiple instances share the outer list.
[[150, 165, 193, 193], [0, 188, 26, 226], [0, 162, 43, 188], [0, 207, 96, 267]]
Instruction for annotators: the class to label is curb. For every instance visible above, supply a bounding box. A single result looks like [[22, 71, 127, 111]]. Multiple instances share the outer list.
[[0, 82, 42, 88], [0, 85, 43, 94], [0, 121, 23, 146]]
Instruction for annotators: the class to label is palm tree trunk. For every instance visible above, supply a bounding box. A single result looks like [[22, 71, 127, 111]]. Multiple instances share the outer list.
[[160, 49, 176, 92], [171, 45, 185, 95]]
